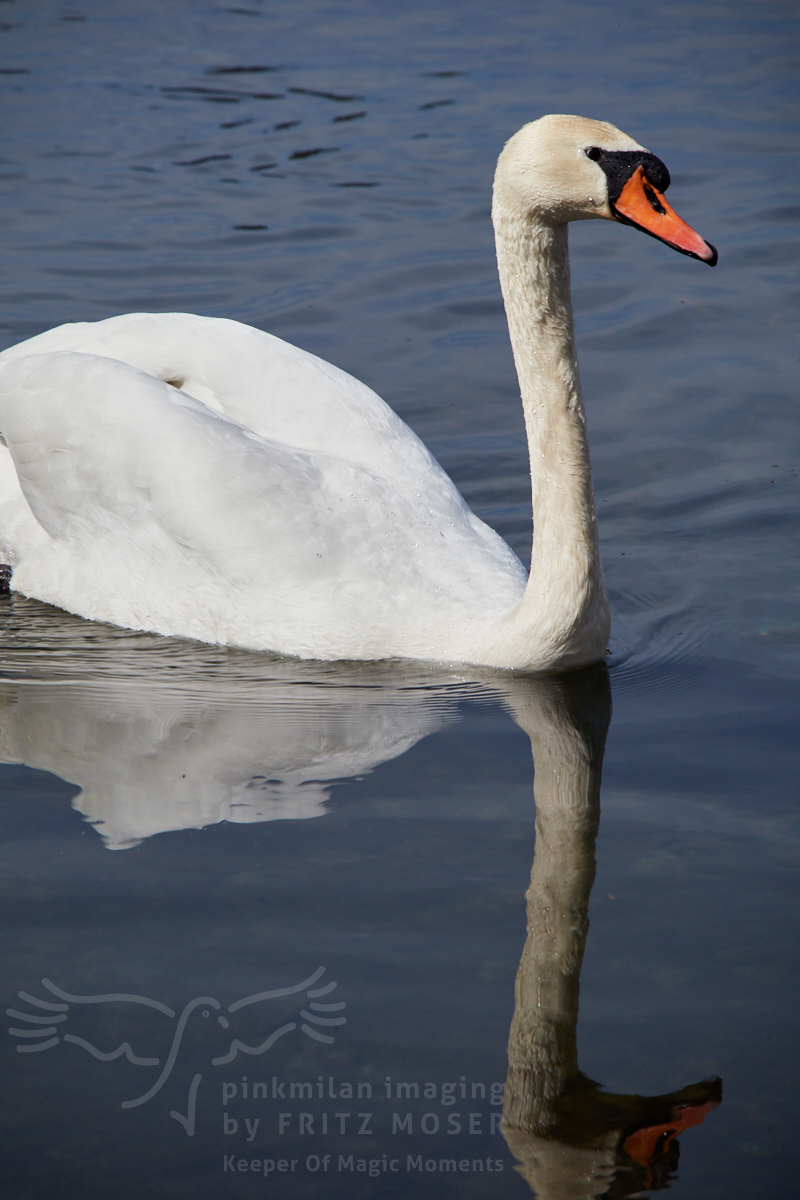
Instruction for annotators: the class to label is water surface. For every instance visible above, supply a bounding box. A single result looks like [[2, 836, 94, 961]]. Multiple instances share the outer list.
[[1, 2, 798, 1197]]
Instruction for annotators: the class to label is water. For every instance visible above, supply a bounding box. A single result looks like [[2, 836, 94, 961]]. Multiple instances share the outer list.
[[1, 1, 798, 1196]]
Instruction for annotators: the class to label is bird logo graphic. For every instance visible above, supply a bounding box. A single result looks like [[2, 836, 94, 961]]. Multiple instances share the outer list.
[[7, 966, 345, 1135]]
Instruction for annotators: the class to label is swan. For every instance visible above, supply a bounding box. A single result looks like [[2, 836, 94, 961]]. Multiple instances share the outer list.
[[0, 115, 715, 669]]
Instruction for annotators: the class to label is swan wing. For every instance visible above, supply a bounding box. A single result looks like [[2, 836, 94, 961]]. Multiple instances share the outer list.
[[0, 351, 525, 659], [0, 313, 448, 483]]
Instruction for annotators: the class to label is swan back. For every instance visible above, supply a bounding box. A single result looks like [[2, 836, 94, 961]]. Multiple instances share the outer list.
[[0, 313, 438, 484], [0, 337, 526, 660]]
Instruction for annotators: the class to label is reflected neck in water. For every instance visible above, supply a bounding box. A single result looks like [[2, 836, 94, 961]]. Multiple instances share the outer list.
[[500, 666, 720, 1199]]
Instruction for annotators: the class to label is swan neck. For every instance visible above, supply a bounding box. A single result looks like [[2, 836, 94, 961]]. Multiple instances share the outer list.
[[493, 199, 609, 665]]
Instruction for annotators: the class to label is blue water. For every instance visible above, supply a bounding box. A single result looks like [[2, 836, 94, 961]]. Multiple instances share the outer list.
[[1, 2, 798, 1197]]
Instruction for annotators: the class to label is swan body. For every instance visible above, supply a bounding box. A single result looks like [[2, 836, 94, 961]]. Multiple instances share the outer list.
[[0, 116, 715, 669]]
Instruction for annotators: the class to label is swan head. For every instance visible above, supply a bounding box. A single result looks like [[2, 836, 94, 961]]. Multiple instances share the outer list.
[[494, 114, 717, 265]]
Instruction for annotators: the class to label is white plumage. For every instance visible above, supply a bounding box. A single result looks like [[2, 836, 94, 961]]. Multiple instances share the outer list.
[[0, 116, 713, 668], [0, 315, 525, 660]]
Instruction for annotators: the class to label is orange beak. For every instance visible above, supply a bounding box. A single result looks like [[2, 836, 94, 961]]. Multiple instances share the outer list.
[[622, 1098, 720, 1167], [613, 165, 717, 265]]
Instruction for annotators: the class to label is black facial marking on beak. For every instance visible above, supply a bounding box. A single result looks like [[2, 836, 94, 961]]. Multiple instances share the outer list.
[[583, 147, 671, 203], [643, 181, 666, 215]]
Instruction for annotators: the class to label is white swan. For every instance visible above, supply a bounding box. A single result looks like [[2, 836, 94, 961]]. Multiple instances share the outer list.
[[0, 115, 715, 669]]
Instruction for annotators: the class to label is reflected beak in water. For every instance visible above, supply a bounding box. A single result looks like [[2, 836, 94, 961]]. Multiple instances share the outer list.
[[613, 164, 718, 265], [622, 1097, 720, 1167]]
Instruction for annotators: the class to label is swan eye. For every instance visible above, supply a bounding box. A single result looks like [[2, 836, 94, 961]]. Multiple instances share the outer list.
[[585, 147, 602, 161]]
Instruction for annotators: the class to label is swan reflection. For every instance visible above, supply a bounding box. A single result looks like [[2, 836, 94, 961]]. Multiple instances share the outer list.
[[0, 598, 473, 849], [1, 596, 720, 1191], [502, 669, 721, 1198]]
